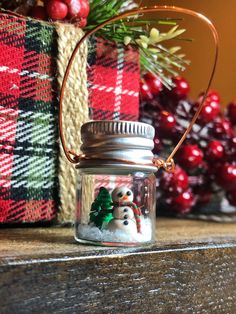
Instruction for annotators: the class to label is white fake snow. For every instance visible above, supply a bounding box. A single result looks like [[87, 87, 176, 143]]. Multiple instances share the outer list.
[[77, 216, 153, 243]]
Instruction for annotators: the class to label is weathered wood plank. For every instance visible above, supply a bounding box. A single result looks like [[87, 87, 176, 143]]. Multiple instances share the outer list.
[[0, 219, 236, 313], [1, 218, 236, 261]]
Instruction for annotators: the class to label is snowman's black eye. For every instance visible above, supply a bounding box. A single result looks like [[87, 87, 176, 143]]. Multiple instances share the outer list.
[[126, 191, 131, 196], [117, 192, 123, 198]]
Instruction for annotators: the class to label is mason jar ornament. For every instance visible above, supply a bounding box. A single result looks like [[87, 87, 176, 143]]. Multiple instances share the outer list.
[[59, 6, 218, 246], [75, 120, 159, 245]]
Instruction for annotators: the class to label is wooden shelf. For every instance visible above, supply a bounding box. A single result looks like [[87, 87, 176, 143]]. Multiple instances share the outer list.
[[1, 218, 236, 313]]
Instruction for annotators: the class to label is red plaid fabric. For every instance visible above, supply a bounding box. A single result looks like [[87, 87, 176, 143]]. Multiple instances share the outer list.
[[0, 13, 59, 224], [88, 37, 139, 121], [0, 12, 140, 224]]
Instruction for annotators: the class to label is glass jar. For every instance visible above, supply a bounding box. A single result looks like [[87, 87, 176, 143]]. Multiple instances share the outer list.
[[75, 120, 157, 247]]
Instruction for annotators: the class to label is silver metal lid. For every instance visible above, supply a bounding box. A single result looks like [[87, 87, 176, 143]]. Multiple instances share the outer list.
[[78, 120, 157, 174]]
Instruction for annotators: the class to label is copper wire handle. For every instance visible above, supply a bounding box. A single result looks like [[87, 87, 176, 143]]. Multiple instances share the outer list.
[[59, 5, 219, 167]]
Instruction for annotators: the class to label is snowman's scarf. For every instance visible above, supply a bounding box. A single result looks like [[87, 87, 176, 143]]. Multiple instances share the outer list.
[[113, 202, 141, 233]]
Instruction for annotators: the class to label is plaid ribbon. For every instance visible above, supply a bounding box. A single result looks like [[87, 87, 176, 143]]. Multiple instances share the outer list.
[[0, 13, 140, 224], [0, 14, 59, 223], [88, 37, 139, 121]]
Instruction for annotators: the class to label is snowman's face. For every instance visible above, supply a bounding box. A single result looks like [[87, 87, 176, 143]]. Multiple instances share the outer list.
[[112, 187, 134, 203]]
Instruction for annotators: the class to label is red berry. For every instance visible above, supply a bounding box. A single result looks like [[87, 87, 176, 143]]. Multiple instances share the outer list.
[[227, 100, 236, 125], [197, 100, 220, 123], [178, 144, 204, 169], [210, 100, 220, 114], [207, 90, 221, 103], [79, 0, 90, 17], [217, 163, 236, 190], [64, 0, 90, 19], [206, 140, 224, 160], [160, 166, 189, 195], [140, 80, 153, 101], [156, 111, 176, 134], [143, 72, 163, 96], [169, 189, 194, 213], [211, 117, 233, 138], [171, 76, 190, 99], [198, 90, 221, 104], [31, 5, 48, 20], [226, 189, 236, 206], [46, 0, 68, 20]]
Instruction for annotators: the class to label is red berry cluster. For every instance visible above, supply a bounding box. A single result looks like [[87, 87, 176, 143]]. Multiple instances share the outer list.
[[30, 0, 90, 28], [140, 74, 236, 215]]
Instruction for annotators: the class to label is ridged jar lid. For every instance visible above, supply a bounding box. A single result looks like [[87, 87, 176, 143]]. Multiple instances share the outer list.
[[78, 120, 157, 174], [81, 120, 155, 139]]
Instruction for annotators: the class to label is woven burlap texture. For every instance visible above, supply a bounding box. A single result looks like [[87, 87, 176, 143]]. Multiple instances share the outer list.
[[56, 23, 91, 224]]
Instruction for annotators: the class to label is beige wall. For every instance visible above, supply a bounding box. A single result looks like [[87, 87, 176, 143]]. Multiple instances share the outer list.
[[138, 0, 236, 105]]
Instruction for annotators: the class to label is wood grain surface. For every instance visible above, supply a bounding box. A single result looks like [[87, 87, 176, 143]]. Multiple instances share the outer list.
[[0, 219, 236, 313]]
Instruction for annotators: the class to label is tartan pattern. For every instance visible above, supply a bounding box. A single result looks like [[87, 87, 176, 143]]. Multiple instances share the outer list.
[[0, 13, 140, 224], [88, 37, 140, 121], [0, 14, 59, 223]]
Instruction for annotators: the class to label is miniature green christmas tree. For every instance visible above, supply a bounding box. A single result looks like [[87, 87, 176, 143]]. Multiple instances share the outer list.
[[90, 187, 113, 229]]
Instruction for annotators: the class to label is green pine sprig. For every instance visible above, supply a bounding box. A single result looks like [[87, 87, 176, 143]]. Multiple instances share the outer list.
[[86, 0, 190, 88]]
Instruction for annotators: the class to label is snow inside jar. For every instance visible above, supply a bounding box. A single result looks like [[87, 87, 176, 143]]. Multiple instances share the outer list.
[[75, 120, 157, 247]]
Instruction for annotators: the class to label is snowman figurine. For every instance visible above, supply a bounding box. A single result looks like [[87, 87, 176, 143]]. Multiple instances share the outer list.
[[107, 186, 141, 235]]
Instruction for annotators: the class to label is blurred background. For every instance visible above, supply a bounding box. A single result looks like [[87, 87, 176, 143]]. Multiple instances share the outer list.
[[137, 0, 236, 106]]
